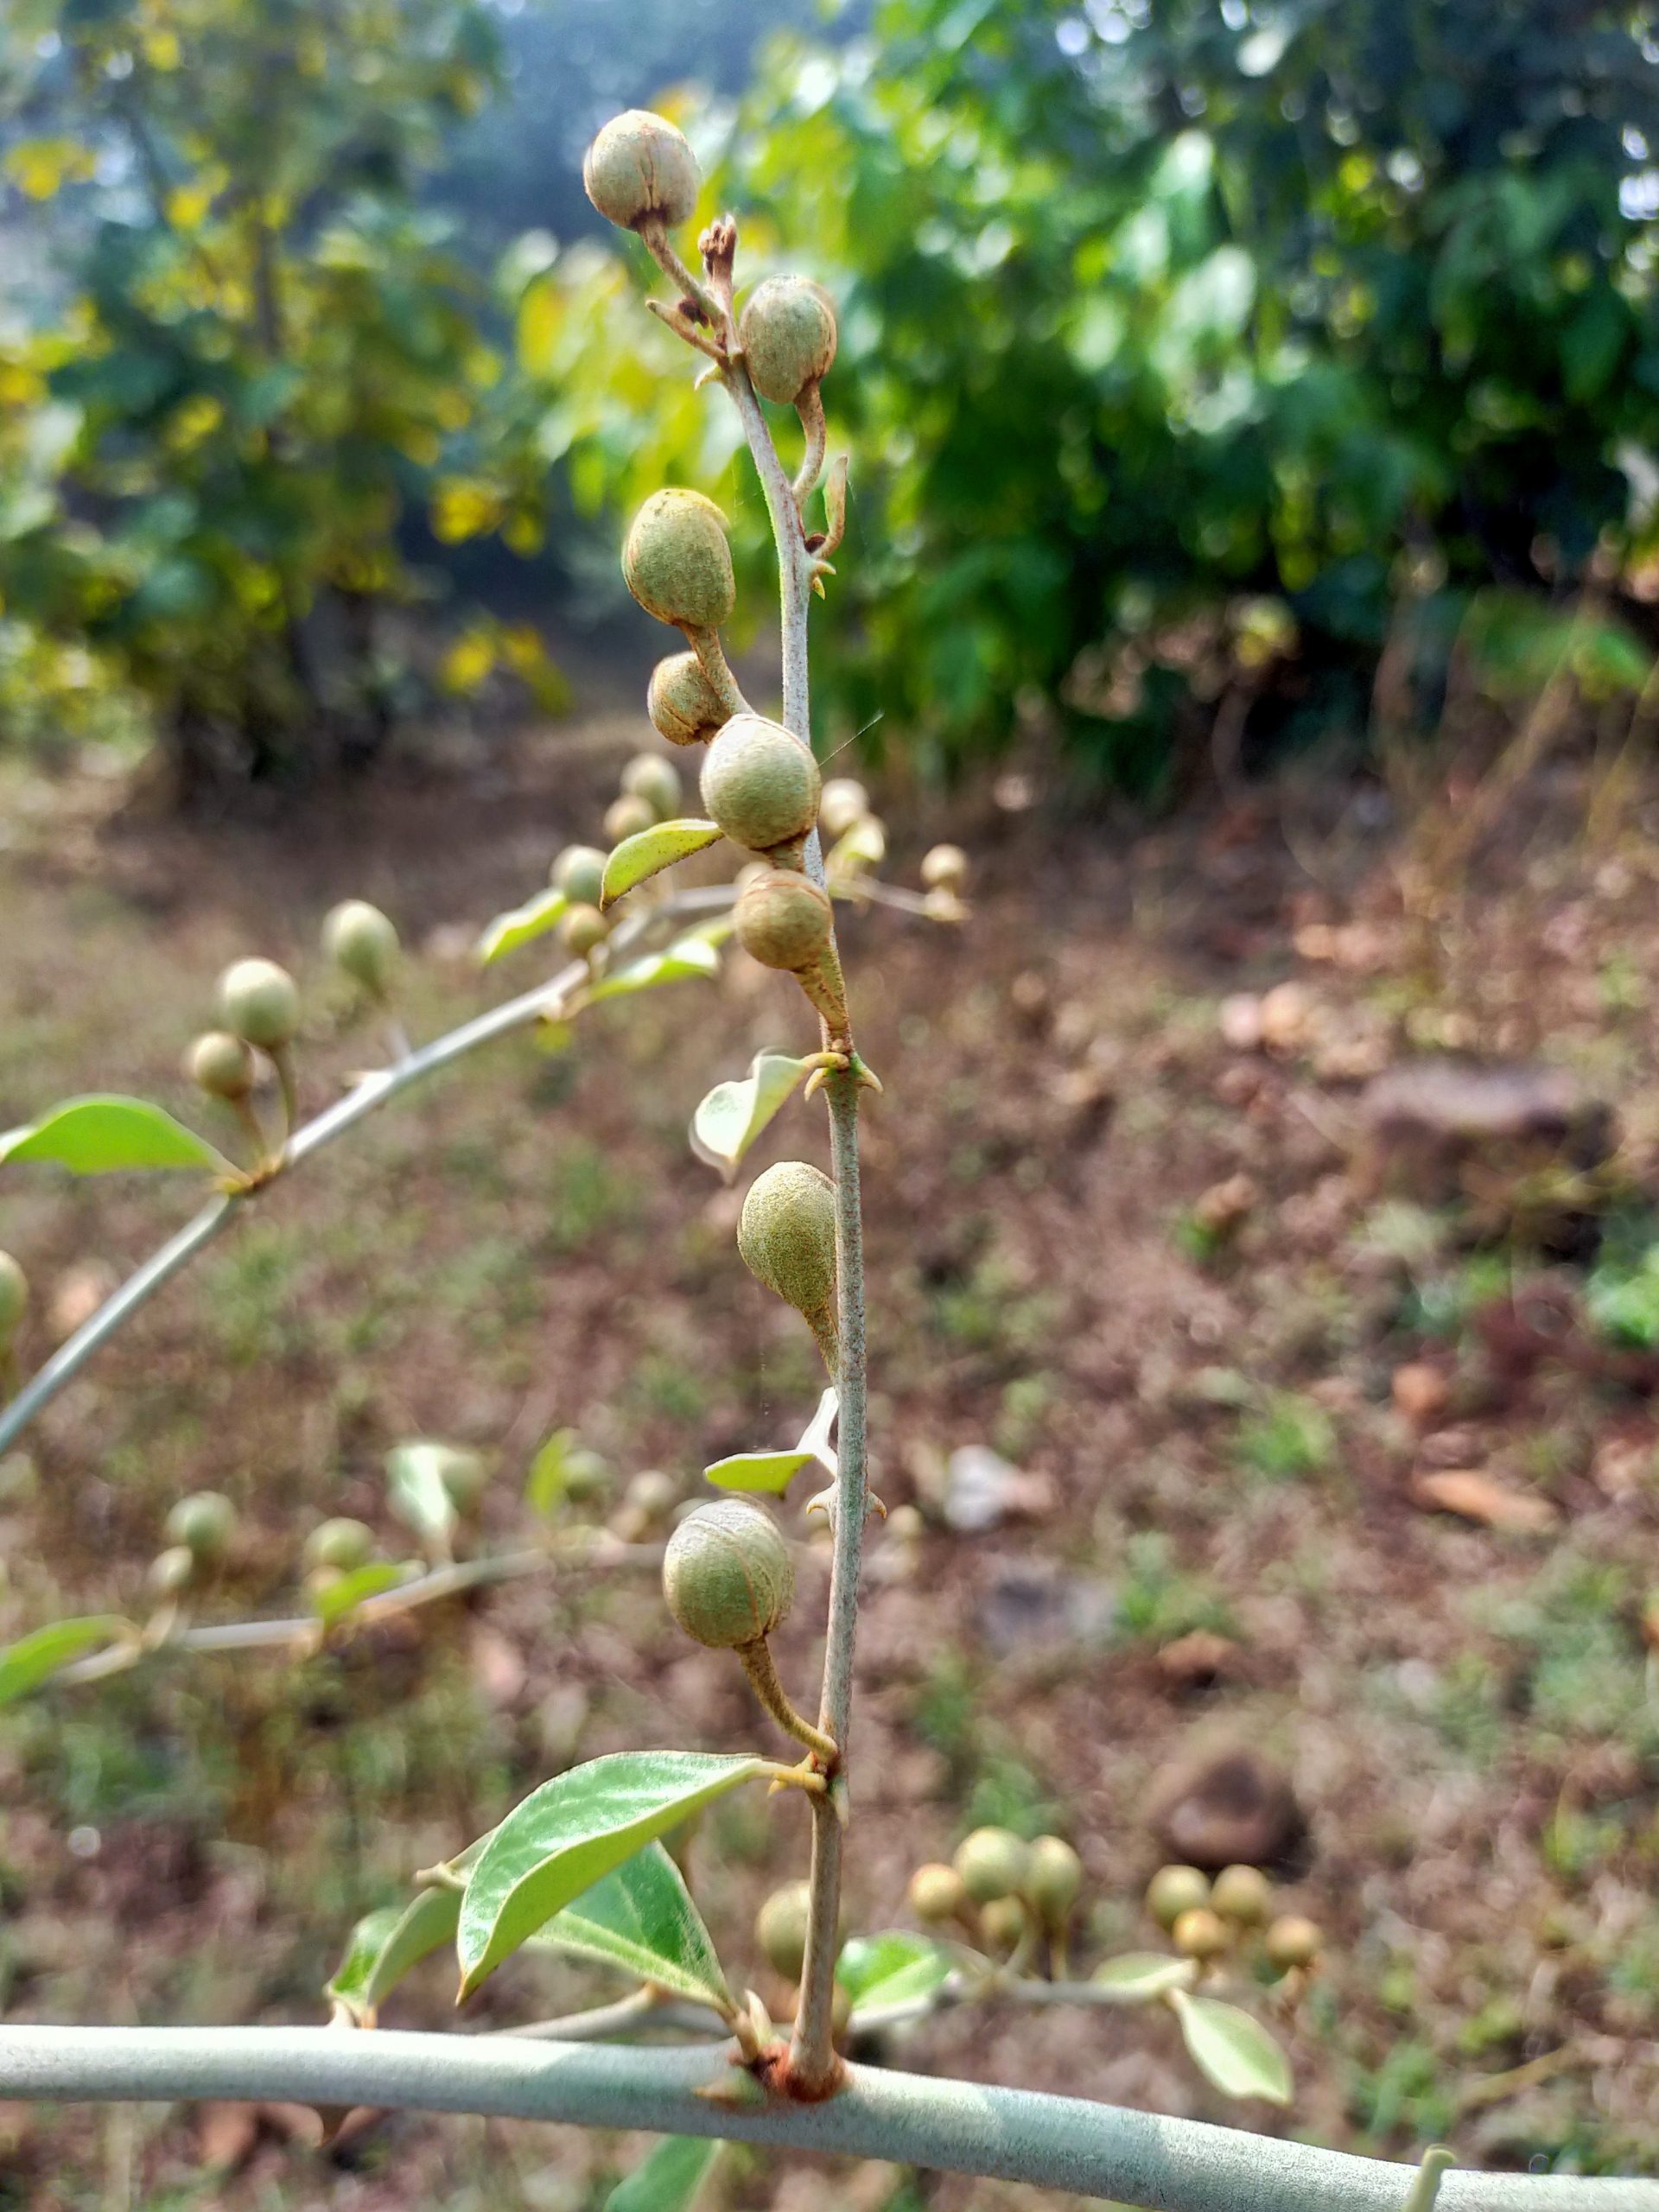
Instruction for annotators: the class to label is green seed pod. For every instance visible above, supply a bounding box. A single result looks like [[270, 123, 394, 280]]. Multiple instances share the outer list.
[[625, 1468, 678, 1522], [738, 1161, 837, 1355], [701, 714, 821, 855], [1211, 1863, 1273, 1929], [920, 843, 969, 895], [562, 1447, 609, 1503], [1173, 1906, 1229, 1961], [818, 778, 870, 841], [1026, 1835, 1083, 1923], [1147, 1863, 1211, 1932], [662, 1497, 794, 1650], [735, 868, 833, 974], [623, 490, 734, 633], [217, 957, 300, 1052], [562, 903, 609, 957], [582, 109, 700, 233], [621, 753, 683, 823], [1264, 1914, 1322, 1972], [906, 1861, 969, 1925], [0, 1250, 28, 1342], [147, 1544, 196, 1599], [165, 1490, 236, 1560], [648, 652, 730, 747], [322, 899, 399, 998], [604, 792, 657, 846], [436, 1448, 487, 1509], [305, 1517, 375, 1573], [552, 845, 607, 909], [738, 276, 838, 406], [186, 1030, 256, 1102], [755, 1878, 812, 1982], [953, 1827, 1032, 1907], [980, 1894, 1027, 1954]]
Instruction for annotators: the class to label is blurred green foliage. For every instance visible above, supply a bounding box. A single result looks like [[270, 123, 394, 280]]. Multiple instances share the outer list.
[[528, 0, 1659, 784]]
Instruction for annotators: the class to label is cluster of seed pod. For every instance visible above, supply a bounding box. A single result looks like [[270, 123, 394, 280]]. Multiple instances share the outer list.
[[146, 1489, 238, 1600], [906, 1826, 1084, 1970], [549, 752, 687, 964], [1146, 1860, 1322, 1980]]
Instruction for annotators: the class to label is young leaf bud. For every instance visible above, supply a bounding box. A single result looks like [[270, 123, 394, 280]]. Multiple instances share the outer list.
[[738, 1161, 837, 1345], [1211, 1863, 1272, 1928], [621, 753, 683, 823], [701, 714, 821, 855], [604, 792, 658, 846], [0, 1251, 29, 1343], [648, 651, 731, 747], [305, 1517, 374, 1573], [818, 778, 870, 840], [1147, 1863, 1211, 1931], [920, 843, 969, 895], [582, 109, 700, 233], [165, 1490, 236, 1560], [662, 1497, 794, 1650], [735, 868, 833, 974], [1172, 1906, 1229, 1961], [1026, 1835, 1083, 1923], [980, 1894, 1027, 1954], [1264, 1914, 1322, 1972], [186, 1030, 256, 1103], [755, 1878, 812, 1982], [561, 903, 609, 957], [907, 1861, 969, 1925], [147, 1544, 196, 1599], [737, 275, 838, 405], [322, 899, 399, 999], [623, 490, 734, 633], [953, 1827, 1032, 1906], [552, 845, 607, 909], [217, 958, 300, 1052]]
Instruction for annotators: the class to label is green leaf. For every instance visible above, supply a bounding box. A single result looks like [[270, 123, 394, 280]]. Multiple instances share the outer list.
[[587, 938, 721, 1003], [311, 1560, 417, 1629], [385, 1442, 460, 1552], [607, 2135, 723, 2212], [1169, 1989, 1293, 2106], [477, 887, 567, 964], [537, 1841, 730, 2011], [325, 1904, 405, 2012], [600, 819, 723, 909], [360, 1885, 463, 2015], [702, 1448, 817, 1496], [0, 1615, 129, 1707], [0, 1097, 228, 1177], [836, 1930, 951, 2010], [1090, 1952, 1196, 2000], [690, 1050, 813, 1180], [457, 1750, 766, 1997]]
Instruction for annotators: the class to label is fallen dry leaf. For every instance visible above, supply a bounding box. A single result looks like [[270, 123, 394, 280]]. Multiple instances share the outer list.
[[1392, 1361, 1451, 1428], [1410, 1468, 1558, 1533]]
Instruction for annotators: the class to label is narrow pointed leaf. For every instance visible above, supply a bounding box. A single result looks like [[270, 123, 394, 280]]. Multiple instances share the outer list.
[[0, 1097, 228, 1176], [477, 887, 568, 964], [607, 2136, 723, 2212], [702, 1448, 816, 1495], [587, 938, 721, 1003], [1090, 1952, 1195, 2000], [456, 1750, 766, 1996], [325, 1905, 404, 2013], [361, 1885, 462, 2014], [311, 1560, 418, 1629], [536, 1841, 729, 2010], [600, 820, 722, 910], [836, 1930, 951, 2010], [690, 1050, 813, 1179], [1169, 1989, 1293, 2106], [385, 1441, 459, 1551], [0, 1616, 129, 1707]]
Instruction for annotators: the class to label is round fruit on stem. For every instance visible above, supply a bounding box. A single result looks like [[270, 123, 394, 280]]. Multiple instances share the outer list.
[[700, 714, 821, 855], [0, 1252, 29, 1344], [165, 1490, 236, 1560], [906, 1862, 970, 1925], [738, 1160, 838, 1369], [1172, 1907, 1229, 1962], [620, 753, 682, 823], [322, 900, 399, 1000], [1025, 1834, 1083, 1924], [648, 651, 731, 747], [735, 869, 833, 974], [217, 958, 300, 1052], [552, 846, 607, 909], [737, 275, 838, 406], [1211, 1863, 1272, 1928], [186, 1031, 256, 1103], [661, 1498, 794, 1650], [1146, 1863, 1211, 1932], [561, 904, 609, 959], [603, 792, 657, 847], [756, 1879, 813, 1983], [953, 1827, 1032, 1907], [1264, 1914, 1322, 1972], [623, 490, 734, 634], [980, 1894, 1027, 1955], [920, 843, 969, 895], [818, 779, 870, 841], [582, 110, 700, 233], [304, 1518, 375, 1573]]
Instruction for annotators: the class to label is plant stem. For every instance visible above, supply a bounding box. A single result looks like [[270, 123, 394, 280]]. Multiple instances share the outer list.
[[737, 1640, 837, 1763], [2, 2027, 1646, 2212]]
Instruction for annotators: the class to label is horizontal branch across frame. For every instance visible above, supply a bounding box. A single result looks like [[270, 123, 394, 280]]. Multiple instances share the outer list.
[[2, 2027, 1654, 2212]]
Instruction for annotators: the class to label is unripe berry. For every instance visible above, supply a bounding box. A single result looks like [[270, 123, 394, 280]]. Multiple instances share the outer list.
[[738, 1161, 837, 1336], [582, 110, 700, 233], [818, 779, 870, 840], [625, 1467, 677, 1521], [953, 1827, 1031, 1906], [755, 1878, 812, 1982], [735, 868, 833, 974], [562, 903, 608, 957], [217, 958, 300, 1052], [1173, 1907, 1229, 1961], [562, 1447, 609, 1503], [980, 1894, 1027, 1953], [147, 1544, 196, 1599], [186, 1030, 255, 1102], [621, 753, 683, 823], [648, 652, 730, 747], [604, 792, 657, 846], [0, 1251, 28, 1342], [322, 899, 399, 998], [623, 490, 734, 633], [1264, 1914, 1322, 1972], [552, 845, 607, 909], [305, 1517, 374, 1573], [738, 275, 837, 405], [662, 1498, 794, 1650], [907, 1861, 969, 1924], [1026, 1834, 1084, 1923], [1211, 1863, 1273, 1928], [436, 1447, 487, 1509], [1147, 1864, 1211, 1931], [166, 1490, 236, 1560], [920, 843, 969, 895], [701, 714, 820, 855]]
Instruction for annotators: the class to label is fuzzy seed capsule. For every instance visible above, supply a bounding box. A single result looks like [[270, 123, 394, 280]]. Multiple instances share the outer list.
[[1173, 1906, 1229, 1961], [755, 1878, 812, 1982], [1264, 1914, 1322, 1972], [701, 714, 821, 855], [980, 1894, 1027, 1953], [953, 1827, 1031, 1906], [217, 958, 300, 1052], [604, 792, 657, 846], [582, 109, 700, 232], [735, 868, 833, 974], [906, 1861, 969, 1924], [623, 490, 734, 633], [322, 899, 399, 998], [305, 1517, 375, 1573], [738, 1161, 837, 1353], [166, 1490, 236, 1560], [1147, 1863, 1211, 1932], [920, 843, 968, 895], [648, 652, 731, 747], [561, 903, 609, 957], [552, 845, 607, 909], [1026, 1834, 1083, 1922], [0, 1251, 28, 1342], [818, 779, 870, 841], [621, 753, 683, 823], [738, 276, 837, 405], [1211, 1863, 1272, 1928], [662, 1498, 794, 1650], [187, 1030, 256, 1103]]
